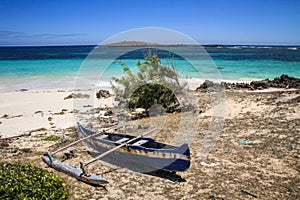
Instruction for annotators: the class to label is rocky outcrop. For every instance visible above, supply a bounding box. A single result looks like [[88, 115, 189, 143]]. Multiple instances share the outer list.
[[266, 74, 300, 88], [196, 74, 300, 91], [195, 80, 225, 92]]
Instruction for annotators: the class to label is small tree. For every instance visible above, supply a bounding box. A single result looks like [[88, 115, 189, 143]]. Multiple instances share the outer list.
[[110, 51, 185, 112], [129, 82, 180, 112]]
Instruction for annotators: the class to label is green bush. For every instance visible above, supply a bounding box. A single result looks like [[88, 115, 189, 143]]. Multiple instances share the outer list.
[[129, 83, 180, 112], [0, 162, 68, 200], [111, 52, 185, 113]]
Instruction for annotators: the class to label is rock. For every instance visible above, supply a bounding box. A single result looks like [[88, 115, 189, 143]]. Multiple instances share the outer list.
[[196, 74, 300, 91], [64, 93, 90, 100], [70, 109, 79, 113], [99, 110, 113, 117], [11, 114, 23, 118], [62, 147, 77, 161], [96, 89, 111, 99], [135, 108, 146, 114], [130, 108, 148, 120], [250, 79, 269, 89], [278, 134, 288, 139], [0, 140, 9, 148], [58, 135, 72, 144], [83, 105, 93, 107], [248, 74, 300, 89], [48, 117, 53, 121], [196, 80, 224, 92], [105, 110, 113, 116], [270, 74, 300, 88], [19, 89, 28, 92], [99, 110, 106, 116], [197, 80, 215, 90], [0, 114, 24, 119], [1, 114, 9, 119]]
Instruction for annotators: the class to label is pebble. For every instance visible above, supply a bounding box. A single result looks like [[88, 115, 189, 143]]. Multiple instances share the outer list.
[[278, 134, 288, 139]]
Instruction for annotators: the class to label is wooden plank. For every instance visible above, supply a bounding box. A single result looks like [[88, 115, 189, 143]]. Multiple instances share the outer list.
[[132, 139, 148, 146], [115, 137, 130, 144]]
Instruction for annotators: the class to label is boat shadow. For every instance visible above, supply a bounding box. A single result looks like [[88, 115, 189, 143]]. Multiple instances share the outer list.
[[100, 168, 186, 182], [144, 170, 186, 182], [88, 151, 186, 182]]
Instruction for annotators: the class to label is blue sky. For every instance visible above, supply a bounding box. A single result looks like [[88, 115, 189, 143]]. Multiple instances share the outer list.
[[0, 0, 299, 46]]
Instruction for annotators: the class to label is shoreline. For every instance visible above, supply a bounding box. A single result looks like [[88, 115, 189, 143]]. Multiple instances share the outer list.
[[0, 75, 299, 138], [0, 75, 265, 92], [1, 74, 299, 138]]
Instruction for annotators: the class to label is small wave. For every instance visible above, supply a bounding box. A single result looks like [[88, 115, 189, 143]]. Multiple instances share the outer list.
[[227, 46, 242, 49], [287, 47, 297, 50], [256, 46, 272, 49], [245, 46, 271, 49]]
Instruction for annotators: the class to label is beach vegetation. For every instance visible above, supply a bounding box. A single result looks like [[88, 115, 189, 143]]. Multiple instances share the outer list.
[[111, 51, 184, 112], [42, 136, 60, 142], [0, 162, 68, 199]]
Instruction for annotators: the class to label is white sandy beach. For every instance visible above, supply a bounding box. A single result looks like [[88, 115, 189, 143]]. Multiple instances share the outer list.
[[0, 80, 297, 138], [0, 88, 117, 138], [0, 77, 241, 137]]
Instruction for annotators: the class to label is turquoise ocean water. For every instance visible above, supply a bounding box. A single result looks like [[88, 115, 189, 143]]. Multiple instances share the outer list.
[[0, 45, 299, 91]]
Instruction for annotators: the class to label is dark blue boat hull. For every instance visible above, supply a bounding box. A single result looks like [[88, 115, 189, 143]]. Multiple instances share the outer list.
[[78, 123, 190, 173]]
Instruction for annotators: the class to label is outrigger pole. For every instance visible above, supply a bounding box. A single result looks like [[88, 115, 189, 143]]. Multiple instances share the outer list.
[[52, 132, 101, 155], [52, 125, 116, 155]]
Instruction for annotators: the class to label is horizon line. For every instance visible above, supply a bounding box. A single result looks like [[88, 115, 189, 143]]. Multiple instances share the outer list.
[[1, 43, 300, 47]]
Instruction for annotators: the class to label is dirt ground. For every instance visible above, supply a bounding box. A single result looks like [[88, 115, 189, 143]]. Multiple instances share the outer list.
[[1, 89, 299, 199]]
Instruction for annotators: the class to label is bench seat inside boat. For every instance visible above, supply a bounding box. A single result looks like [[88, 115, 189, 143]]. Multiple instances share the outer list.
[[115, 137, 130, 143], [95, 134, 109, 140], [132, 139, 148, 146]]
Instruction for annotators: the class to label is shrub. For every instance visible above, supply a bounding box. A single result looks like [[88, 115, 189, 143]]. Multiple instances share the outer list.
[[111, 51, 185, 112], [129, 83, 180, 112], [0, 162, 68, 199]]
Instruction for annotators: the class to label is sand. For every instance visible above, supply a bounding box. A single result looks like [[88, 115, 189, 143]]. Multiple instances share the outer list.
[[0, 87, 299, 199], [0, 89, 117, 138]]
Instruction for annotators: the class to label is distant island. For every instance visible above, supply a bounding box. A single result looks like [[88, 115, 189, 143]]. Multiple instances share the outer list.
[[102, 41, 224, 47]]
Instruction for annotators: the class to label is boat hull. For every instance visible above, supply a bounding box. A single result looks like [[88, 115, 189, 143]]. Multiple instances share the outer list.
[[78, 123, 190, 173]]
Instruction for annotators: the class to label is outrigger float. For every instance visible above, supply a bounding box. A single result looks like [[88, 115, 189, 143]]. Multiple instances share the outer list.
[[42, 123, 190, 185]]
